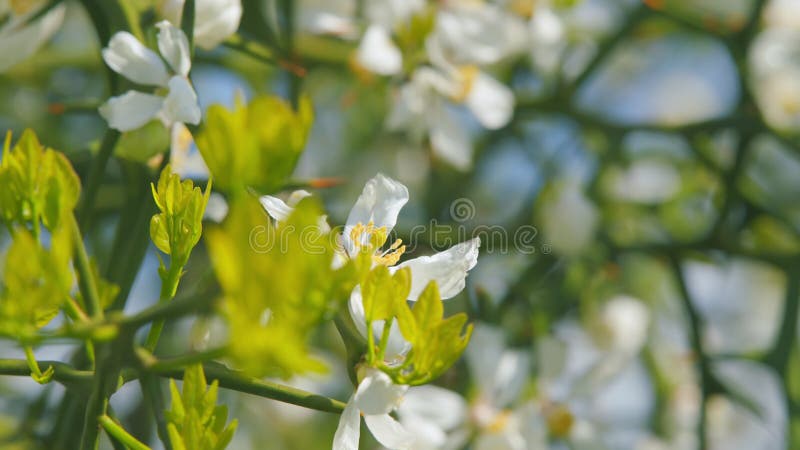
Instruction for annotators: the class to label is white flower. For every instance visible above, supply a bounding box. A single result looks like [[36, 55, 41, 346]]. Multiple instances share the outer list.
[[387, 42, 514, 170], [99, 21, 201, 132], [0, 0, 65, 73], [333, 368, 414, 450], [262, 173, 480, 302], [397, 385, 469, 450], [430, 1, 527, 66], [160, 0, 242, 50], [538, 178, 598, 256], [298, 0, 357, 37], [354, 0, 425, 75]]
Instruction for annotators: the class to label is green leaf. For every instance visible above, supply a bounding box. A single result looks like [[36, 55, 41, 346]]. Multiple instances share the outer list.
[[195, 94, 313, 194], [206, 196, 358, 378], [150, 165, 211, 269], [166, 365, 237, 450], [0, 129, 81, 231]]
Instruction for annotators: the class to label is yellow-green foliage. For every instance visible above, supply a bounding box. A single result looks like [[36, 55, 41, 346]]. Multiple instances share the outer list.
[[359, 266, 473, 386], [166, 365, 237, 450], [205, 196, 357, 378], [0, 227, 72, 342], [195, 94, 313, 194], [150, 165, 212, 269], [0, 129, 80, 231]]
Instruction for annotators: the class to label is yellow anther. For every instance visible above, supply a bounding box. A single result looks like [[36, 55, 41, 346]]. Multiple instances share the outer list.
[[452, 66, 480, 103], [374, 243, 405, 266], [350, 222, 405, 266], [10, 0, 38, 15], [486, 410, 512, 433], [545, 404, 574, 438], [509, 0, 535, 19]]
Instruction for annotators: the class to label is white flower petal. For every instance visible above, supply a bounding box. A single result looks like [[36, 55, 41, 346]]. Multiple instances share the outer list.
[[474, 428, 526, 450], [194, 0, 243, 50], [156, 20, 191, 76], [162, 76, 201, 126], [344, 173, 409, 253], [259, 195, 294, 222], [429, 105, 473, 171], [397, 415, 447, 450], [0, 4, 66, 73], [364, 414, 414, 450], [98, 91, 164, 132], [332, 396, 361, 450], [354, 368, 407, 415], [258, 190, 312, 222], [393, 237, 480, 300], [398, 385, 467, 430], [170, 123, 209, 179], [102, 32, 170, 86], [204, 192, 229, 222], [466, 72, 514, 129], [356, 25, 402, 75], [465, 324, 506, 394]]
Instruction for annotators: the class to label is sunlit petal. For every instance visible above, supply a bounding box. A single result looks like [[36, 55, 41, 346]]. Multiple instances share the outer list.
[[102, 32, 170, 86]]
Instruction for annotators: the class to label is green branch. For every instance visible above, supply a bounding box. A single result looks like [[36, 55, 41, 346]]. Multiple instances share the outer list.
[[149, 362, 346, 413]]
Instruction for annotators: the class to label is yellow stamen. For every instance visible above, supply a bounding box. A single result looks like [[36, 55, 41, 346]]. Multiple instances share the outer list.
[[486, 410, 512, 433], [452, 66, 480, 103], [545, 404, 574, 438], [10, 0, 38, 15], [349, 222, 406, 266], [509, 0, 535, 19]]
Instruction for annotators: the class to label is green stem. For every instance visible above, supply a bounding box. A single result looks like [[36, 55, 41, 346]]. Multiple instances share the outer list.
[[143, 262, 185, 352], [366, 319, 375, 364], [99, 415, 150, 450], [70, 214, 104, 319], [376, 318, 394, 362], [0, 359, 92, 384], [150, 362, 347, 413], [24, 346, 44, 379]]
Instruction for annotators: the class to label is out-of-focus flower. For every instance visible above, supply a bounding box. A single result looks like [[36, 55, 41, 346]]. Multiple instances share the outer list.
[[396, 323, 546, 450], [160, 0, 242, 50], [354, 0, 426, 75], [298, 0, 357, 37], [431, 1, 527, 66], [388, 42, 515, 170], [606, 160, 681, 204], [333, 367, 414, 450], [99, 21, 201, 132], [537, 178, 599, 256], [750, 26, 800, 131], [0, 0, 65, 73]]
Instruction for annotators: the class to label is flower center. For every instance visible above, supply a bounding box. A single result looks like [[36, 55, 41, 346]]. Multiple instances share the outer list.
[[545, 403, 574, 438], [349, 221, 406, 266], [452, 65, 480, 103], [509, 0, 534, 19], [10, 0, 38, 15]]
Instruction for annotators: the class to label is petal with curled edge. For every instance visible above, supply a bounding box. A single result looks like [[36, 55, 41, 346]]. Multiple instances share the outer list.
[[354, 368, 407, 416], [98, 91, 164, 132], [392, 238, 480, 300], [156, 20, 191, 76], [102, 32, 170, 86], [162, 76, 201, 126], [364, 413, 415, 450], [356, 25, 402, 75], [343, 174, 409, 255]]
